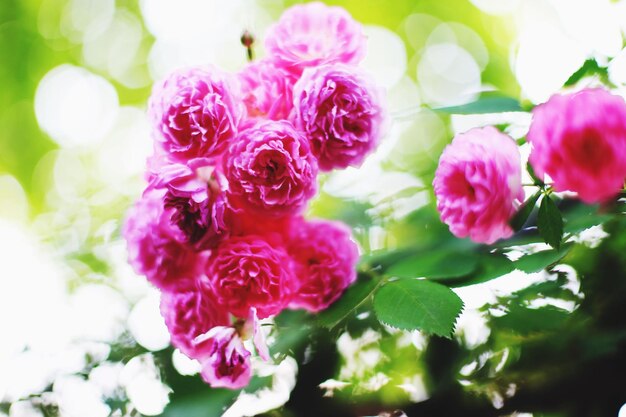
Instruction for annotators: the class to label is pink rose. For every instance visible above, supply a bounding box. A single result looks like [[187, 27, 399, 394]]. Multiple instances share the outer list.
[[160, 284, 230, 359], [265, 2, 366, 76], [150, 158, 230, 250], [287, 219, 359, 313], [240, 307, 270, 361], [293, 64, 387, 171], [194, 327, 251, 389], [206, 235, 295, 319], [148, 66, 243, 162], [238, 59, 294, 121], [224, 120, 318, 217], [228, 208, 292, 238], [433, 126, 524, 244], [123, 189, 202, 290], [527, 88, 626, 203]]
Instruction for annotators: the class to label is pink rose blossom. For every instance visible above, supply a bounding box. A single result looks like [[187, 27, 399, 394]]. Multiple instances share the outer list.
[[228, 208, 292, 237], [206, 235, 295, 319], [150, 158, 230, 250], [194, 326, 251, 389], [527, 88, 626, 203], [224, 120, 318, 216], [287, 219, 359, 313], [238, 59, 294, 121], [433, 126, 524, 244], [148, 66, 242, 162], [160, 284, 230, 359], [265, 2, 366, 76], [123, 189, 202, 290], [240, 307, 270, 361], [293, 64, 387, 171]]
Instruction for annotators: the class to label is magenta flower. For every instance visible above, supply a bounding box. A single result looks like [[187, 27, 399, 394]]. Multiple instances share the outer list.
[[265, 2, 366, 76], [240, 307, 270, 361], [293, 64, 387, 171], [238, 59, 294, 121], [123, 189, 202, 291], [150, 158, 230, 250], [433, 127, 524, 244], [148, 66, 243, 162], [160, 284, 230, 359], [287, 219, 359, 313], [206, 235, 295, 319], [194, 326, 251, 389], [224, 120, 318, 216], [527, 88, 626, 203]]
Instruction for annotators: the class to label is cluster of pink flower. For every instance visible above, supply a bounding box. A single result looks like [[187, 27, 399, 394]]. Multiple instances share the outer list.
[[434, 88, 626, 244], [124, 2, 386, 389]]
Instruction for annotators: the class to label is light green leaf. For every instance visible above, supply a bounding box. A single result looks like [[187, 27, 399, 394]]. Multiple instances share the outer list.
[[317, 277, 379, 329], [373, 279, 464, 337], [386, 250, 478, 280], [538, 195, 564, 249]]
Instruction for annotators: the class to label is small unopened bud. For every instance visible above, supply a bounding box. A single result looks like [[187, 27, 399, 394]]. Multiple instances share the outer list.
[[240, 30, 255, 48], [241, 30, 255, 62]]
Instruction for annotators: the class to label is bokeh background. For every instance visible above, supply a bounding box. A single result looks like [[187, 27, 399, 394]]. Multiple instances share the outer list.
[[2, 0, 626, 416]]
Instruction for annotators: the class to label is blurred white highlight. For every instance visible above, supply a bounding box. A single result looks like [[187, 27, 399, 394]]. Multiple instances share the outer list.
[[35, 65, 119, 147], [128, 290, 170, 352], [120, 354, 171, 416], [362, 25, 407, 89], [223, 356, 298, 417]]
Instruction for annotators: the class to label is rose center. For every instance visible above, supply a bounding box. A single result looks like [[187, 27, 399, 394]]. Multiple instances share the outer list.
[[446, 170, 476, 200]]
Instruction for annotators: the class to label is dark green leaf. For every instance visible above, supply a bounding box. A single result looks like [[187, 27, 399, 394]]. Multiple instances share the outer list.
[[492, 304, 570, 335], [161, 388, 238, 417], [510, 191, 541, 231], [434, 96, 522, 115], [317, 276, 379, 329], [386, 250, 478, 280], [373, 279, 464, 337], [563, 203, 613, 234], [453, 253, 515, 287], [358, 247, 416, 271], [494, 227, 544, 248], [514, 244, 572, 274], [538, 195, 564, 249]]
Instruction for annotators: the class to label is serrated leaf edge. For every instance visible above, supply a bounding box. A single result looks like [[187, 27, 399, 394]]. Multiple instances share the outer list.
[[372, 280, 465, 338]]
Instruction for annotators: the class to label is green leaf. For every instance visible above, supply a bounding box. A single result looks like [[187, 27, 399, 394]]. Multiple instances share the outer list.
[[538, 195, 564, 249], [564, 58, 609, 87], [510, 191, 541, 231], [563, 203, 613, 234], [373, 279, 464, 337], [316, 276, 379, 329], [433, 96, 522, 115], [494, 227, 544, 248], [386, 250, 478, 280], [526, 161, 544, 186], [492, 304, 570, 335], [514, 244, 572, 274], [454, 253, 515, 287]]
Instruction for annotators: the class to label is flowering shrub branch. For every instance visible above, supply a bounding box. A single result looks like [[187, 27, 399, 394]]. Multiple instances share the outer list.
[[122, 0, 626, 399]]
